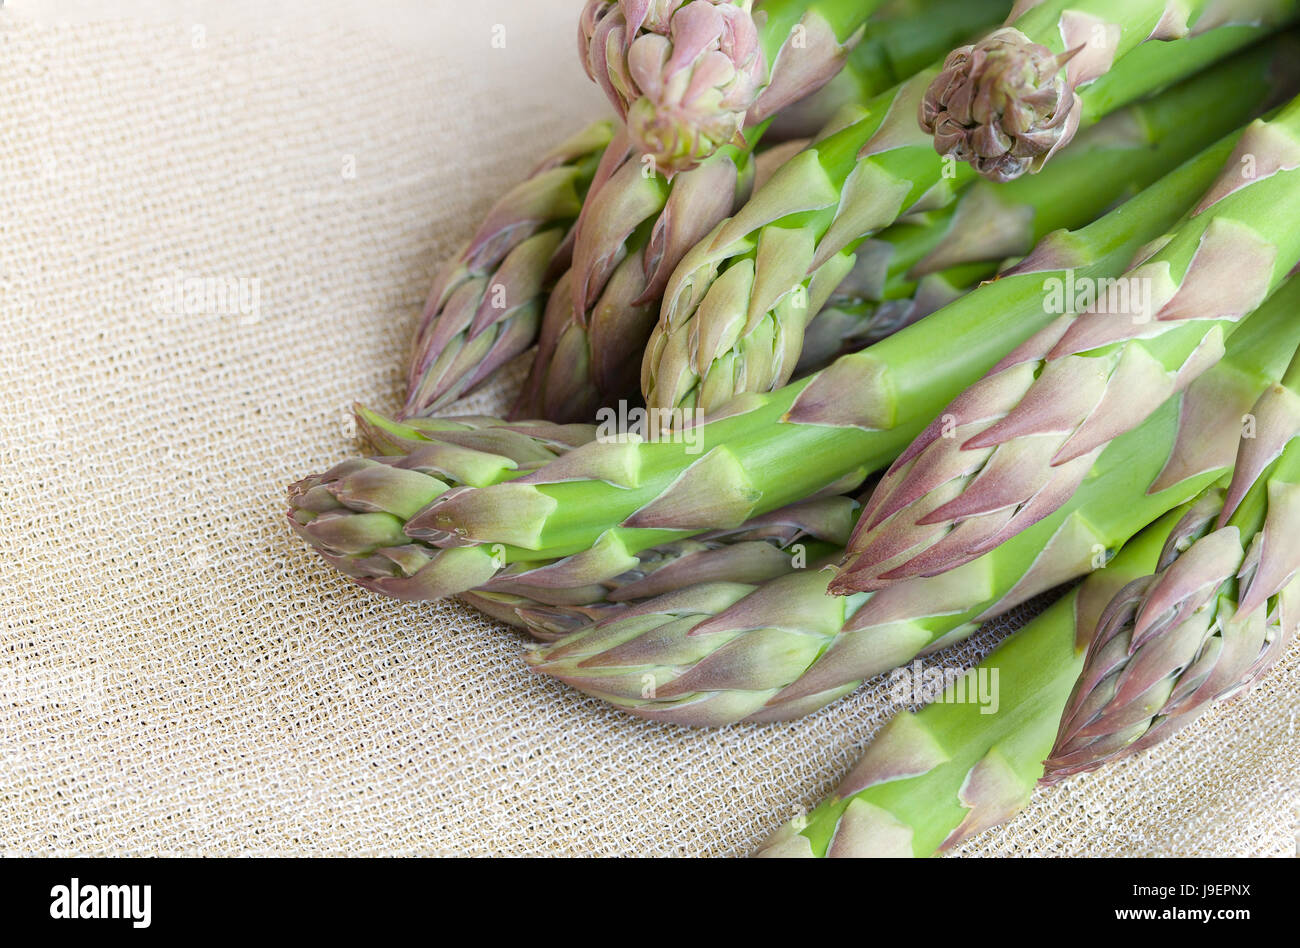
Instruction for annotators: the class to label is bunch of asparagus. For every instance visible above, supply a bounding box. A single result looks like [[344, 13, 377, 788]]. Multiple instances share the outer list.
[[289, 0, 1300, 855]]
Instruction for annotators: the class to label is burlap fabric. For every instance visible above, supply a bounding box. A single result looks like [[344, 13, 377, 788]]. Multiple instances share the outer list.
[[2, 0, 1296, 857]]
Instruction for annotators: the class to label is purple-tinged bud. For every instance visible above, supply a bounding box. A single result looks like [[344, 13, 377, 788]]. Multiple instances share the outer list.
[[580, 1, 766, 174], [920, 28, 1078, 183]]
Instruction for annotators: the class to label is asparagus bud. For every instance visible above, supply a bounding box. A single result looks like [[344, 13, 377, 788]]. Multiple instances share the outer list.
[[402, 122, 613, 417], [920, 28, 1078, 182], [1044, 345, 1300, 780], [579, 1, 766, 175]]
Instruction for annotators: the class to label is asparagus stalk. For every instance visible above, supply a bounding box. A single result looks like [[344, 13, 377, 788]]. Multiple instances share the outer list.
[[289, 120, 1254, 600], [578, 0, 879, 176], [1044, 346, 1300, 780], [754, 502, 1192, 857], [642, 0, 1298, 420], [515, 0, 1009, 424], [523, 280, 1300, 724], [836, 93, 1300, 594], [797, 39, 1299, 372], [401, 122, 614, 417]]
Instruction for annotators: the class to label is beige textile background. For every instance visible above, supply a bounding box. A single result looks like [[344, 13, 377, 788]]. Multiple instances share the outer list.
[[1, 0, 1296, 857]]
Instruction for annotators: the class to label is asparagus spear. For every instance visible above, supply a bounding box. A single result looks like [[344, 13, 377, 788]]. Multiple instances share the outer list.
[[522, 280, 1300, 724], [836, 93, 1300, 594], [641, 0, 1298, 421], [515, 0, 1009, 423], [289, 120, 1253, 599], [756, 417, 1300, 857], [754, 502, 1192, 857], [764, 0, 1015, 142], [920, 0, 1300, 180], [464, 493, 854, 639], [579, 0, 878, 176], [333, 405, 856, 631], [1044, 346, 1300, 779], [401, 122, 614, 417], [797, 39, 1300, 373], [288, 408, 611, 598]]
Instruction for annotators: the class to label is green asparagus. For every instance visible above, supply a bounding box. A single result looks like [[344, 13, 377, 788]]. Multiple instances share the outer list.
[[836, 93, 1300, 594], [516, 0, 1009, 424], [1044, 344, 1300, 779], [754, 503, 1189, 857], [642, 0, 1298, 421], [755, 409, 1300, 855], [523, 280, 1300, 724], [290, 122, 1258, 602]]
